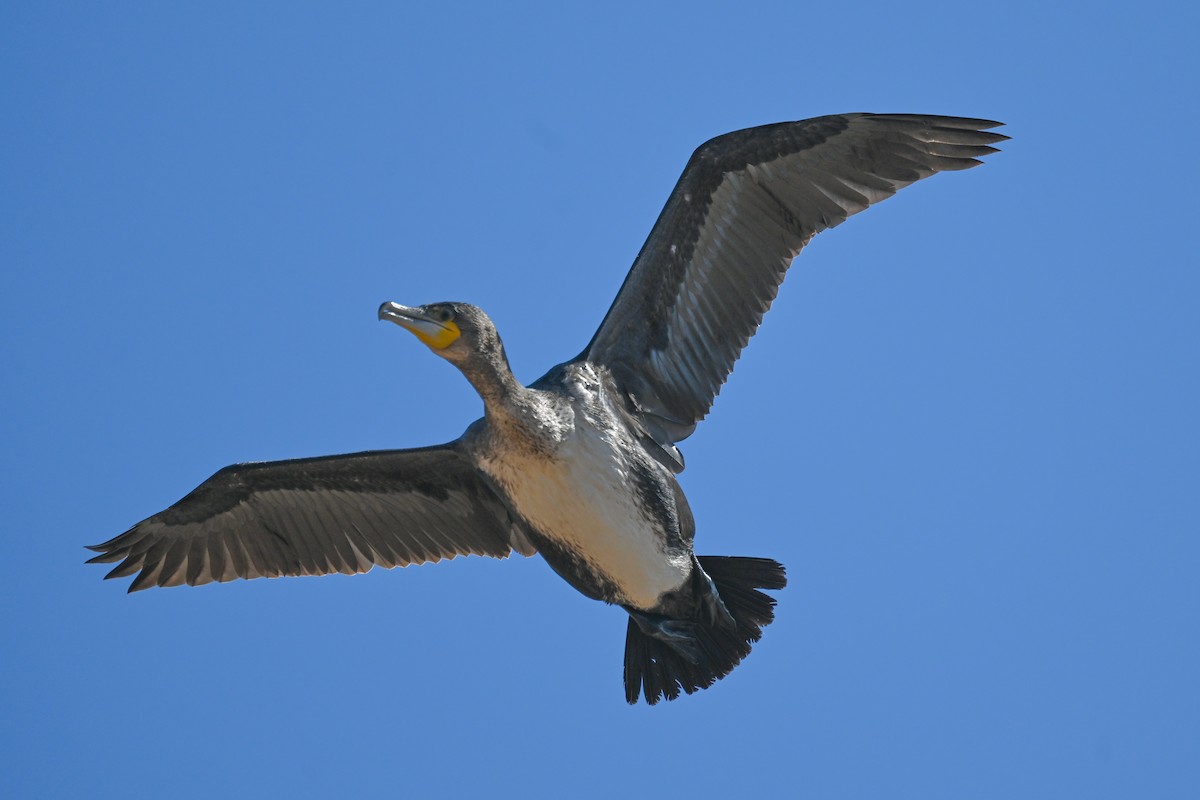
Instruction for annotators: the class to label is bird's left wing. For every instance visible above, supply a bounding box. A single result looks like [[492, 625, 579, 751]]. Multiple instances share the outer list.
[[87, 443, 533, 592], [580, 114, 1007, 447]]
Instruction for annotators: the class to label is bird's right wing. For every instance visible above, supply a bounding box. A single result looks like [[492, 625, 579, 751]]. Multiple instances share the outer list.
[[581, 114, 1007, 446], [87, 443, 534, 592]]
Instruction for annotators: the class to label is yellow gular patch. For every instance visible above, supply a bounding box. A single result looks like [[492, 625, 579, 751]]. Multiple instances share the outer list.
[[415, 320, 461, 350]]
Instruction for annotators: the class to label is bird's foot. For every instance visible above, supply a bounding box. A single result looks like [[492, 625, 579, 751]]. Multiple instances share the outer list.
[[696, 569, 737, 632], [627, 609, 705, 664]]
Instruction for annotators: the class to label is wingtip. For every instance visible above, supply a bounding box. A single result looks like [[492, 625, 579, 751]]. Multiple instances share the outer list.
[[127, 571, 157, 593], [103, 561, 139, 581], [933, 115, 1008, 131], [966, 117, 1006, 130]]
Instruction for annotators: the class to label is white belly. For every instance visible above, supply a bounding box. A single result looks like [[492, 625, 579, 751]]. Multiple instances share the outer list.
[[481, 416, 690, 608]]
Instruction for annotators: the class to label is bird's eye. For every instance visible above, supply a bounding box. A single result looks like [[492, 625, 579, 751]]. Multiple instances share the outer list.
[[436, 308, 454, 323]]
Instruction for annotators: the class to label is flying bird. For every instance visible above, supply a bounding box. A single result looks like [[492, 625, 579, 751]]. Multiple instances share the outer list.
[[88, 113, 1006, 704]]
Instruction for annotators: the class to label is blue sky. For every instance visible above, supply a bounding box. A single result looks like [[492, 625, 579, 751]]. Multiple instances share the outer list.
[[3, 2, 1197, 797]]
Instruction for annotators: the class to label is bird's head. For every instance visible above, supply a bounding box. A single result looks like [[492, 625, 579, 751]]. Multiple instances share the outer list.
[[377, 301, 504, 370]]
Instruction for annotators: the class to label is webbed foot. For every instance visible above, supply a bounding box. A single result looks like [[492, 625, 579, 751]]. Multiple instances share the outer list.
[[696, 567, 737, 632], [626, 609, 705, 664]]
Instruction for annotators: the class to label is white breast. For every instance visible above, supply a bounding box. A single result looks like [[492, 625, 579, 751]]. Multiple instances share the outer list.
[[480, 402, 690, 609]]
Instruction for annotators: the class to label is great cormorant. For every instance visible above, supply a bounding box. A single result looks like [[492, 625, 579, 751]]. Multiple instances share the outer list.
[[88, 113, 1006, 704]]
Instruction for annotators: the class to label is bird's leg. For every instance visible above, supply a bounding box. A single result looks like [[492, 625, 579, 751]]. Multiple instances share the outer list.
[[626, 609, 706, 664], [695, 566, 737, 632], [623, 561, 738, 664]]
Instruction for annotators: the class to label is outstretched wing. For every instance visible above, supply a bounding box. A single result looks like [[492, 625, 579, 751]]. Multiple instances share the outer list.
[[87, 443, 533, 592], [581, 113, 1006, 445]]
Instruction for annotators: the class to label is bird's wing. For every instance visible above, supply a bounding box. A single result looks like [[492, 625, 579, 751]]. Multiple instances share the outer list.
[[581, 113, 1006, 444], [87, 443, 534, 592]]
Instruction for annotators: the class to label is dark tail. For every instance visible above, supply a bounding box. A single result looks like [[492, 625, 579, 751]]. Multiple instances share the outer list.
[[623, 556, 787, 705]]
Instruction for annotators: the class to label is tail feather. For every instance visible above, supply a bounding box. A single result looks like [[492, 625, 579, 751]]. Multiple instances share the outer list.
[[623, 556, 787, 705]]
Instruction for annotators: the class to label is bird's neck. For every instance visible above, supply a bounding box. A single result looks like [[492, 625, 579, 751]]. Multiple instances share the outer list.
[[471, 368, 523, 416], [458, 349, 531, 426], [460, 351, 566, 452]]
